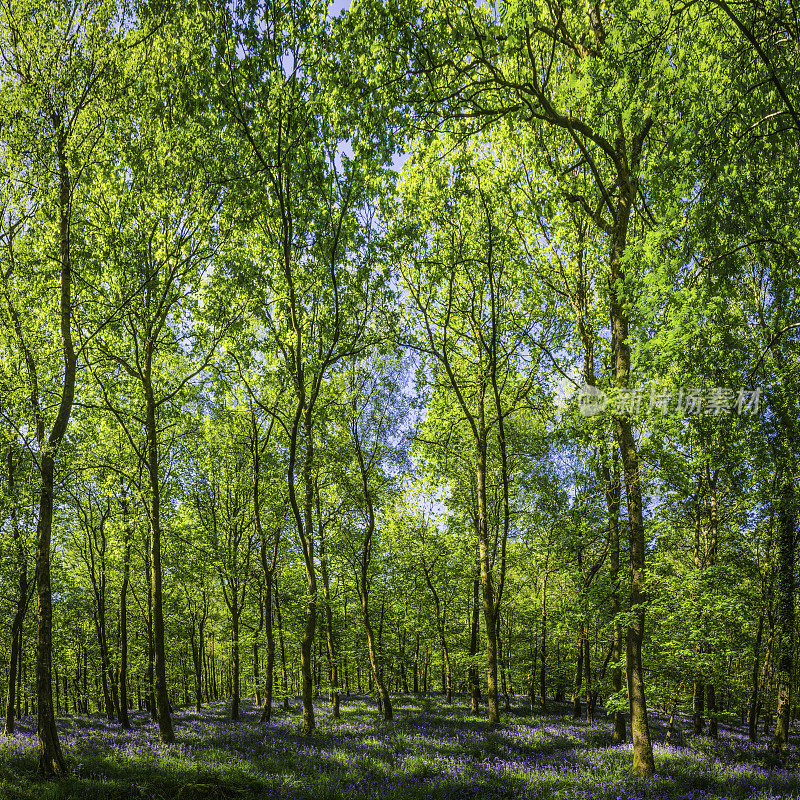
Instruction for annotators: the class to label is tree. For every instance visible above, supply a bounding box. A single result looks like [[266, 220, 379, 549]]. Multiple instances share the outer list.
[[216, 0, 395, 733], [0, 0, 126, 773], [398, 139, 545, 725]]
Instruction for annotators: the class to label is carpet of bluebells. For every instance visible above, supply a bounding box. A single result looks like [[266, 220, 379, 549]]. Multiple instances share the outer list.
[[1, 695, 799, 799]]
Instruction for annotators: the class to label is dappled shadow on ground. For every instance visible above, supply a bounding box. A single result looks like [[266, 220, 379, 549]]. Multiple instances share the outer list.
[[0, 696, 799, 799]]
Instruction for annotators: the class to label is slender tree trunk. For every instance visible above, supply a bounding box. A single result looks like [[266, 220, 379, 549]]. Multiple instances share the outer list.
[[4, 547, 27, 734], [275, 574, 289, 710], [540, 571, 548, 711], [772, 477, 796, 755], [287, 404, 318, 734], [97, 610, 113, 720], [262, 578, 276, 722], [706, 465, 719, 740], [299, 576, 316, 732], [572, 627, 584, 719], [251, 412, 279, 722], [118, 512, 130, 729], [54, 668, 60, 716], [16, 628, 25, 719], [191, 618, 202, 712], [422, 563, 451, 704], [749, 613, 764, 740], [603, 452, 626, 743], [362, 593, 392, 720], [469, 569, 481, 713], [693, 680, 705, 735], [36, 453, 67, 775], [5, 599, 23, 735], [413, 633, 420, 695], [252, 594, 263, 708], [320, 542, 339, 719], [144, 374, 174, 743], [399, 618, 408, 694], [476, 436, 500, 726], [584, 633, 596, 724], [610, 181, 655, 775], [707, 683, 718, 739], [4, 447, 29, 736], [230, 607, 240, 720], [351, 414, 391, 721], [35, 135, 75, 777], [554, 639, 564, 703]]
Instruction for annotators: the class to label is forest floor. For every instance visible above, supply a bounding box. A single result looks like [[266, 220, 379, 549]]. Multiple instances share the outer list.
[[0, 695, 799, 799]]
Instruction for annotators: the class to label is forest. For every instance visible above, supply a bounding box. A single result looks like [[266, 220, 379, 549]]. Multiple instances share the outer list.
[[0, 0, 798, 797]]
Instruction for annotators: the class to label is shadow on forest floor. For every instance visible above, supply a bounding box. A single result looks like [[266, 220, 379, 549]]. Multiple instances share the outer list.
[[1, 695, 799, 799]]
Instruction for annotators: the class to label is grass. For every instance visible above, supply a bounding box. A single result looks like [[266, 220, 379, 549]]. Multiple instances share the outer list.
[[0, 695, 798, 799]]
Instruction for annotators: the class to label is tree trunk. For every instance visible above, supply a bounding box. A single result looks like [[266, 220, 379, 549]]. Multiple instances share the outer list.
[[476, 436, 500, 726], [320, 544, 339, 719], [422, 562, 451, 704], [413, 632, 420, 695], [36, 453, 67, 775], [97, 607, 113, 720], [584, 633, 596, 724], [5, 547, 27, 734], [275, 574, 289, 710], [144, 375, 175, 743], [610, 180, 655, 774], [288, 404, 318, 734], [772, 477, 796, 755], [469, 570, 481, 712], [603, 452, 626, 743], [362, 595, 392, 720], [230, 607, 240, 720], [300, 593, 316, 732], [351, 414, 392, 721], [572, 628, 584, 719], [35, 135, 75, 777], [5, 610, 23, 735], [693, 680, 705, 735], [705, 465, 719, 740], [4, 446, 29, 735], [748, 613, 764, 741], [707, 683, 718, 739], [261, 577, 276, 722], [539, 571, 548, 711], [191, 619, 203, 712]]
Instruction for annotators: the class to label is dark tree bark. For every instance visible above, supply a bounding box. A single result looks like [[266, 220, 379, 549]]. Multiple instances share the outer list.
[[34, 134, 74, 776], [144, 374, 174, 743], [251, 410, 282, 723], [317, 488, 340, 719], [705, 464, 720, 740], [469, 566, 481, 713], [274, 574, 290, 710], [572, 628, 584, 719], [349, 408, 392, 721], [707, 683, 718, 739], [189, 590, 208, 712], [693, 680, 705, 735], [421, 558, 451, 704], [118, 489, 131, 729], [772, 477, 796, 754], [539, 570, 548, 711], [413, 632, 420, 695], [601, 451, 626, 743], [748, 613, 764, 741], [4, 446, 31, 736], [609, 178, 655, 774]]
